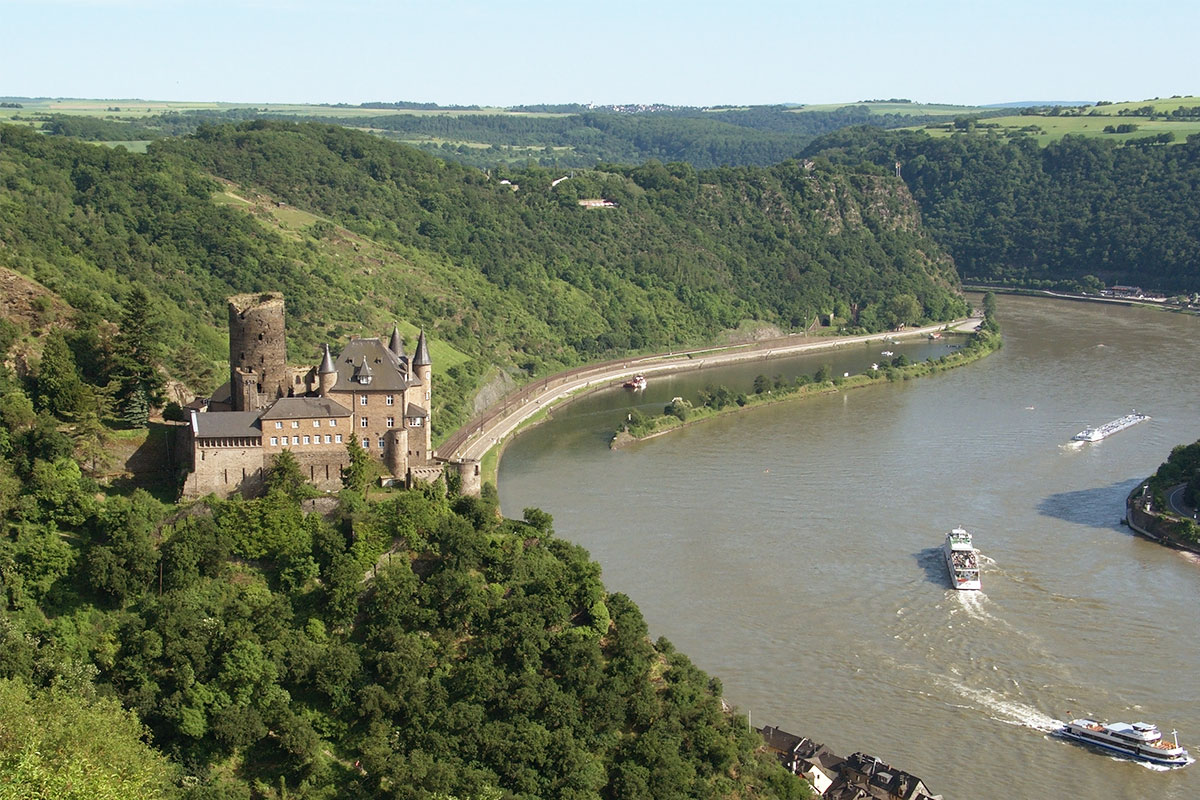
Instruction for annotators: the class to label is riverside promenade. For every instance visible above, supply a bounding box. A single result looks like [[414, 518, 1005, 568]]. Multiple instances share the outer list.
[[439, 317, 982, 466]]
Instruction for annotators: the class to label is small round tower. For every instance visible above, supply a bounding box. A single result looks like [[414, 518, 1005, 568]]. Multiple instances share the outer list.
[[228, 292, 288, 411], [412, 330, 433, 460], [317, 343, 337, 397]]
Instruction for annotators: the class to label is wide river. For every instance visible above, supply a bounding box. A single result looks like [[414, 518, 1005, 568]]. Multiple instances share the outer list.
[[497, 295, 1200, 800]]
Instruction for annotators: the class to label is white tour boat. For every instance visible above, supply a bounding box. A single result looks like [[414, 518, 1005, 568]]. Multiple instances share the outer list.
[[942, 527, 981, 590], [1055, 718, 1190, 767]]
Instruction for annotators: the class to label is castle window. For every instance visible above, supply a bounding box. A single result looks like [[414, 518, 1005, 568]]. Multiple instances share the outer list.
[[324, 434, 331, 443], [360, 395, 368, 406], [258, 333, 263, 340], [291, 421, 299, 428], [335, 434, 342, 444], [361, 438, 369, 448], [291, 436, 299, 445], [386, 417, 394, 428], [409, 417, 423, 427], [303, 435, 310, 445], [275, 421, 282, 429], [313, 420, 320, 427], [377, 438, 385, 449], [270, 437, 278, 446], [329, 419, 337, 427], [386, 394, 394, 406], [361, 417, 369, 428]]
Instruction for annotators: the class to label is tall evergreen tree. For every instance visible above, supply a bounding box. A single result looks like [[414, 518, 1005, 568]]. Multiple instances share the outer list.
[[111, 287, 166, 427], [36, 332, 87, 421]]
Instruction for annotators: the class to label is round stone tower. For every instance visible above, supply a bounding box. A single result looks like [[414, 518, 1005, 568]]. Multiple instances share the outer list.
[[229, 292, 288, 411], [412, 330, 433, 461]]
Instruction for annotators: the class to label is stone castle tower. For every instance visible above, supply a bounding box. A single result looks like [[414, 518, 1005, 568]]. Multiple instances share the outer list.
[[229, 292, 289, 411]]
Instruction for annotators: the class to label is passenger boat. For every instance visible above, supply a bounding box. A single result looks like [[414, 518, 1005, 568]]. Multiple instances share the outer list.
[[942, 527, 980, 590], [1072, 411, 1149, 442], [1054, 718, 1191, 767], [622, 374, 647, 391]]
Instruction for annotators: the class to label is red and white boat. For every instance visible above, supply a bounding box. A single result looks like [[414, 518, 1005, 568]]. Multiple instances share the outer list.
[[622, 374, 647, 391]]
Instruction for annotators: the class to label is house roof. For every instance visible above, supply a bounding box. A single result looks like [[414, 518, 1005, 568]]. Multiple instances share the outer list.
[[333, 338, 413, 391], [405, 402, 428, 418], [193, 411, 262, 439], [260, 397, 352, 420]]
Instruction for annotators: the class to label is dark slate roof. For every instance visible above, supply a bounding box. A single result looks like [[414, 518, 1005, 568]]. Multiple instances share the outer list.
[[193, 411, 262, 439], [333, 338, 413, 392], [413, 330, 431, 366], [318, 343, 336, 375], [405, 402, 428, 418], [260, 397, 352, 420], [388, 324, 405, 357]]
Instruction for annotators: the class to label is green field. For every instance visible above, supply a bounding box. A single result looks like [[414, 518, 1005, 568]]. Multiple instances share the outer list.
[[916, 96, 1200, 145]]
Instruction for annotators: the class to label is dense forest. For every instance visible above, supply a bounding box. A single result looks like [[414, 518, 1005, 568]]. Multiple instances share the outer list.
[[800, 127, 1200, 292], [0, 120, 965, 439]]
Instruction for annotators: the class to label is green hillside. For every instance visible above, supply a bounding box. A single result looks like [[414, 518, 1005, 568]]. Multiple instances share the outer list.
[[0, 120, 965, 440], [802, 126, 1200, 292]]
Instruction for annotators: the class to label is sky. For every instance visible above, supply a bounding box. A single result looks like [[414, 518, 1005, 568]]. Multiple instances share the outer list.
[[3, 0, 1197, 108]]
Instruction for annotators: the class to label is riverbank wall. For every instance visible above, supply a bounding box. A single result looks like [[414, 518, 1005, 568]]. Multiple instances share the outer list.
[[1125, 484, 1200, 555]]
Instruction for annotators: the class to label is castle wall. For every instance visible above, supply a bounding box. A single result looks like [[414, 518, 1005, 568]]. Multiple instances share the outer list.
[[184, 442, 266, 498]]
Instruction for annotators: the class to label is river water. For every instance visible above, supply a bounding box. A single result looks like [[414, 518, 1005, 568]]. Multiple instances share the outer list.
[[497, 295, 1200, 800]]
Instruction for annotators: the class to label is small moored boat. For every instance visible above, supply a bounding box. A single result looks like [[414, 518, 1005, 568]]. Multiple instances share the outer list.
[[622, 374, 647, 391]]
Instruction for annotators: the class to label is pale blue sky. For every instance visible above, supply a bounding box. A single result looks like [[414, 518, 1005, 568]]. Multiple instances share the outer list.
[[3, 0, 1196, 107]]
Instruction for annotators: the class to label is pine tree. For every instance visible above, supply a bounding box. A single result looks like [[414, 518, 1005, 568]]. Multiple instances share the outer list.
[[341, 433, 371, 493], [111, 287, 166, 427], [37, 331, 86, 421]]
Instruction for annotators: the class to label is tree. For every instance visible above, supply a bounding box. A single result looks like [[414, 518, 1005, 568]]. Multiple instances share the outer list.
[[265, 449, 310, 500], [111, 287, 166, 427], [0, 679, 179, 800], [36, 331, 87, 421], [341, 433, 371, 492]]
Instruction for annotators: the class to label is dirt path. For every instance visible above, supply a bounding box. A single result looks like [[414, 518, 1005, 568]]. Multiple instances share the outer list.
[[438, 317, 982, 465]]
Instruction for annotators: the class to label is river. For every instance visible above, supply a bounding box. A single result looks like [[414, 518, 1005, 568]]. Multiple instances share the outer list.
[[497, 295, 1200, 800]]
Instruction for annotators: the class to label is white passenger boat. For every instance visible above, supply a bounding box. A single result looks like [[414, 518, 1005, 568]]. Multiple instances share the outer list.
[[942, 527, 980, 590], [1072, 411, 1149, 442], [1055, 718, 1191, 767]]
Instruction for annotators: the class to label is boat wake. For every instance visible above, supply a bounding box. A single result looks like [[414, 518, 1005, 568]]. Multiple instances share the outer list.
[[944, 680, 1063, 733]]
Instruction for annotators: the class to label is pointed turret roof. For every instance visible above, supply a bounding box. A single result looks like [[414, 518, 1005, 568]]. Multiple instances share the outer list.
[[413, 330, 431, 367], [388, 324, 405, 358], [318, 343, 336, 375], [352, 355, 373, 382]]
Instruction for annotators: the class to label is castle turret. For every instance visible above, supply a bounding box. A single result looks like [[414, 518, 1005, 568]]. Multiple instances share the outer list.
[[412, 330, 432, 460], [388, 324, 405, 359], [228, 292, 288, 411], [317, 343, 337, 397]]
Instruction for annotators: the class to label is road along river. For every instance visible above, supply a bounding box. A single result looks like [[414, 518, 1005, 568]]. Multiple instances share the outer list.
[[497, 295, 1200, 800]]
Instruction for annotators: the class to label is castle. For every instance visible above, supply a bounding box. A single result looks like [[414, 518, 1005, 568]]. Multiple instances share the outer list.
[[181, 292, 457, 498]]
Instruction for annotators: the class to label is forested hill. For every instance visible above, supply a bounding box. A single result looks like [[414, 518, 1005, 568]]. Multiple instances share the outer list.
[[801, 127, 1200, 292], [1, 120, 965, 436]]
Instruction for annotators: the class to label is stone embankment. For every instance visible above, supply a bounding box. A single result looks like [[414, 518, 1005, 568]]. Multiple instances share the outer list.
[[1125, 484, 1200, 555], [438, 318, 982, 466]]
